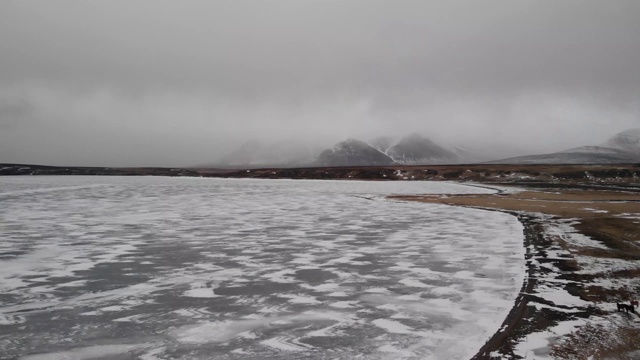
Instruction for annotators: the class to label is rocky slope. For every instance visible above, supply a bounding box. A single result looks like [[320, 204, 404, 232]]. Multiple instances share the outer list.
[[386, 134, 460, 165]]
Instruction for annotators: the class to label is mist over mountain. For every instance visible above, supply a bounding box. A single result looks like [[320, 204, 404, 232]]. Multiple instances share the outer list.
[[217, 133, 481, 168], [604, 128, 640, 156], [216, 140, 322, 168], [211, 128, 640, 168], [315, 134, 482, 166]]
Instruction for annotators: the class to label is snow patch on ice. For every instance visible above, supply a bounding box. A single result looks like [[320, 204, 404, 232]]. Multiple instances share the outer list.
[[278, 294, 322, 304], [19, 343, 151, 360], [261, 337, 310, 351], [372, 319, 415, 334], [183, 288, 221, 298]]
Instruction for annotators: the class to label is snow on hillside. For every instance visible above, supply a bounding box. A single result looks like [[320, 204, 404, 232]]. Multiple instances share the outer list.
[[369, 136, 396, 155], [490, 128, 640, 164]]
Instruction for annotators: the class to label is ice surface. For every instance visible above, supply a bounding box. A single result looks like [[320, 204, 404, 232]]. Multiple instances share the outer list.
[[0, 176, 523, 359]]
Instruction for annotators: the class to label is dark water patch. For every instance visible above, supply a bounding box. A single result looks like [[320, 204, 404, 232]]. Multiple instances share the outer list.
[[210, 260, 244, 268], [294, 269, 337, 284], [301, 335, 360, 348], [0, 251, 27, 259], [215, 282, 298, 296], [351, 254, 378, 263], [71, 264, 152, 293]]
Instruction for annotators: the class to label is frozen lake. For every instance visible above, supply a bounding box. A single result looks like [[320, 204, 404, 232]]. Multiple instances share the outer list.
[[0, 176, 525, 359]]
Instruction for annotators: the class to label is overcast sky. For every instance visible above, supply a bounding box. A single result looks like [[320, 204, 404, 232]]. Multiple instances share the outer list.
[[1, 0, 639, 166]]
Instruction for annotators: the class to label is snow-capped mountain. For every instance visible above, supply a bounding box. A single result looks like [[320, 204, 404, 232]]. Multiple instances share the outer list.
[[490, 128, 640, 164], [386, 134, 460, 165], [315, 134, 464, 167], [216, 134, 471, 168], [315, 139, 397, 167]]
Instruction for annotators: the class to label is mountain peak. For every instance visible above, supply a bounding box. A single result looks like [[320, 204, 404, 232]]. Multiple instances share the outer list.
[[342, 138, 366, 145]]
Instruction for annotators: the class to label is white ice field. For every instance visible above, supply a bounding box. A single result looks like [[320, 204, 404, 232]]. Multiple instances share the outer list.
[[0, 176, 525, 359]]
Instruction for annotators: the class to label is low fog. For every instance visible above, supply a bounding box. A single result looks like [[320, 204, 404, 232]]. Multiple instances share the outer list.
[[1, 0, 639, 166]]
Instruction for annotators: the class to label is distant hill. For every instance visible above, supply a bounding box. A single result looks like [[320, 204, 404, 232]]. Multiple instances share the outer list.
[[315, 139, 397, 166], [490, 128, 640, 164]]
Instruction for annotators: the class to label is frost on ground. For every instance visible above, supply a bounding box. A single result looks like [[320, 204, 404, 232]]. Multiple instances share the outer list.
[[0, 176, 523, 360], [507, 214, 640, 360], [516, 313, 640, 360]]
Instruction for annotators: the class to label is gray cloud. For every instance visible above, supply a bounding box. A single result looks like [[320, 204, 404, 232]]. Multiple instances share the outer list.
[[1, 0, 639, 166]]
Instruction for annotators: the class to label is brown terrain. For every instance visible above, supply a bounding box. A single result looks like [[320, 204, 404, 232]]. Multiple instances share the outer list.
[[3, 163, 639, 187], [197, 163, 640, 186], [2, 162, 640, 358]]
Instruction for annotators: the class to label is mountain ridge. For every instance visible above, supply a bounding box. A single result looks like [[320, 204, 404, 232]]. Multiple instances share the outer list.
[[211, 128, 640, 168], [489, 128, 640, 164]]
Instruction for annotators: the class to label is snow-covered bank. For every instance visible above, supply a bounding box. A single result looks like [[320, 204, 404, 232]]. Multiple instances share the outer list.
[[512, 215, 640, 360]]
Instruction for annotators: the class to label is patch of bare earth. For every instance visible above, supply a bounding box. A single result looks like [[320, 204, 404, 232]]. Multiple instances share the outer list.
[[551, 322, 640, 359], [392, 187, 640, 359]]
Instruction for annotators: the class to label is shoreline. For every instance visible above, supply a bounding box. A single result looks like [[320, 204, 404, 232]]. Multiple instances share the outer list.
[[473, 211, 538, 360], [393, 184, 640, 359]]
